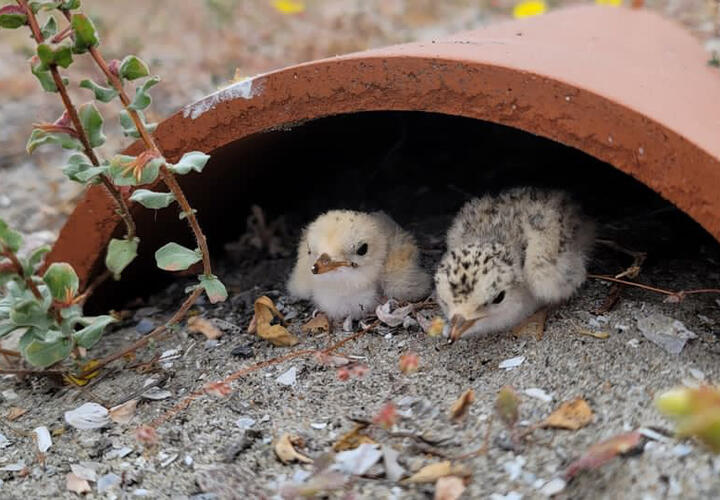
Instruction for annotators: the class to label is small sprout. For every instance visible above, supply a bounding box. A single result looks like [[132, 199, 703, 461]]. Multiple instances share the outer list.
[[105, 237, 139, 279], [134, 424, 158, 447], [40, 15, 57, 39], [373, 402, 398, 430], [108, 152, 163, 185], [496, 385, 520, 429], [398, 352, 419, 374]]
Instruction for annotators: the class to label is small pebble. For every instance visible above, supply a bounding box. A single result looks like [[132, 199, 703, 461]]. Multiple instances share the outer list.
[[135, 318, 155, 335], [230, 344, 254, 358]]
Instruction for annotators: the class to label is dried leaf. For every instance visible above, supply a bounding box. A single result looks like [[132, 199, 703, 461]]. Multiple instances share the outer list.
[[248, 296, 298, 346], [333, 424, 376, 451], [66, 472, 91, 494], [399, 352, 420, 374], [63, 359, 101, 386], [7, 407, 27, 421], [187, 317, 223, 340], [109, 399, 138, 425], [496, 386, 520, 428], [564, 432, 644, 480], [301, 313, 330, 334], [435, 475, 466, 500], [543, 398, 593, 430], [275, 433, 313, 464], [403, 461, 469, 484], [450, 389, 475, 422]]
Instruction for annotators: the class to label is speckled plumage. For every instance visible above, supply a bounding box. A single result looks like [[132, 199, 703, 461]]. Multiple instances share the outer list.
[[288, 210, 431, 319], [435, 187, 595, 339]]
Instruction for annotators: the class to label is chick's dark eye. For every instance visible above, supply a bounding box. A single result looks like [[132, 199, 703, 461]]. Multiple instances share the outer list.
[[356, 243, 368, 256], [492, 291, 505, 304]]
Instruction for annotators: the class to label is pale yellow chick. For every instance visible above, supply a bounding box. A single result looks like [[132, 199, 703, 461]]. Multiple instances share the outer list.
[[287, 210, 431, 319]]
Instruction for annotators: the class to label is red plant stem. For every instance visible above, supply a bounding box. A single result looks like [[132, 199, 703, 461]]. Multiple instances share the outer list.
[[588, 274, 720, 297], [1, 247, 42, 300], [78, 287, 204, 377], [18, 0, 136, 243], [84, 43, 212, 275]]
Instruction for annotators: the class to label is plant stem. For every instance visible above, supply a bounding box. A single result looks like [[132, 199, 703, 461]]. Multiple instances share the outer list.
[[1, 247, 42, 300], [79, 287, 203, 377], [588, 274, 720, 298], [83, 43, 212, 276], [18, 0, 136, 243]]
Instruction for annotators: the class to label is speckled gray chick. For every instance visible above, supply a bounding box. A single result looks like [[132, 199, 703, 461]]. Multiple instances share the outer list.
[[435, 187, 595, 341]]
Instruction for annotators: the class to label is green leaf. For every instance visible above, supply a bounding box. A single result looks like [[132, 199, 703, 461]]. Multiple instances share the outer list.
[[168, 151, 211, 175], [0, 320, 20, 338], [70, 13, 99, 53], [0, 218, 23, 253], [60, 0, 80, 10], [119, 55, 149, 80], [73, 315, 115, 348], [0, 5, 27, 28], [37, 41, 73, 68], [10, 299, 52, 330], [24, 245, 51, 275], [26, 128, 83, 153], [129, 75, 160, 111], [25, 332, 72, 368], [29, 0, 60, 13], [79, 79, 118, 103], [41, 15, 58, 39], [30, 58, 57, 92], [107, 154, 163, 186], [63, 153, 107, 183], [78, 102, 105, 147], [119, 109, 157, 138], [129, 189, 175, 209], [155, 242, 202, 271], [198, 274, 227, 304], [105, 237, 138, 279], [43, 262, 79, 302]]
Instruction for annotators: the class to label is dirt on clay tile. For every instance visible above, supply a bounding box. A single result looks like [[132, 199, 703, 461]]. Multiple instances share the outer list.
[[1, 202, 720, 499]]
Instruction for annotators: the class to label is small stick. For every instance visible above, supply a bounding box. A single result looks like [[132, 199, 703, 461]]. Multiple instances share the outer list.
[[588, 274, 720, 299]]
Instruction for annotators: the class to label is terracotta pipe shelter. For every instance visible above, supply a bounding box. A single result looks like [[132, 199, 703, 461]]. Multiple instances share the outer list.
[[48, 5, 720, 299]]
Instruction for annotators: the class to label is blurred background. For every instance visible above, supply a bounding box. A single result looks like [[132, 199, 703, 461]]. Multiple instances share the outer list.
[[0, 0, 714, 245]]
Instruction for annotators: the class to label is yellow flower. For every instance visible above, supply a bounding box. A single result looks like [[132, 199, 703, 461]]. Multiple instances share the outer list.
[[513, 1, 547, 19], [272, 0, 305, 15], [595, 0, 622, 5]]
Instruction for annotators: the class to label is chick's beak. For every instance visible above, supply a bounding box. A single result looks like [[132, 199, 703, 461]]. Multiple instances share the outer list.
[[311, 253, 355, 274], [448, 313, 484, 344]]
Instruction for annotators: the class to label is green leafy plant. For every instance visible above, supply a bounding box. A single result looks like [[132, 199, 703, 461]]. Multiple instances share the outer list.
[[0, 0, 226, 373]]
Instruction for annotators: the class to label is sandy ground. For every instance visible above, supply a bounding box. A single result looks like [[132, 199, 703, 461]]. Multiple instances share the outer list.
[[2, 1, 720, 499]]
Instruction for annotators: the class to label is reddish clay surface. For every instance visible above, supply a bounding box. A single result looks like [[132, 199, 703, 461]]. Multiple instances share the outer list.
[[49, 5, 720, 290]]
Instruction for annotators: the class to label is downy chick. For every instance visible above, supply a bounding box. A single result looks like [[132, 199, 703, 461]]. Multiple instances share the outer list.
[[288, 210, 431, 319], [435, 187, 594, 342]]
